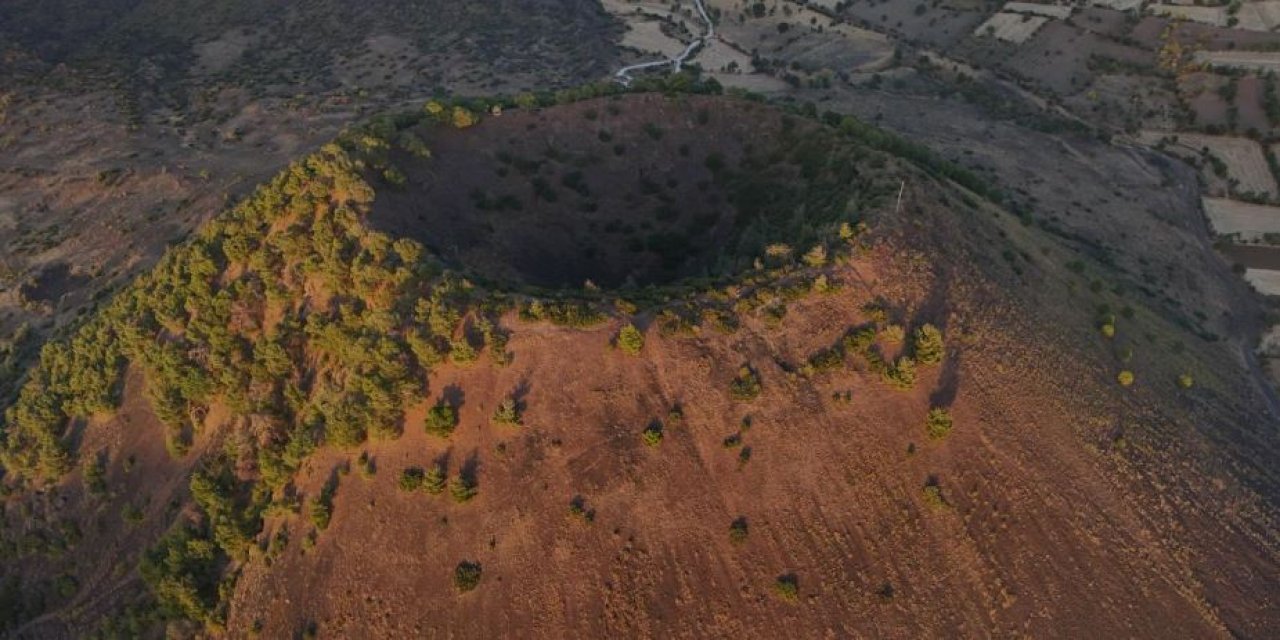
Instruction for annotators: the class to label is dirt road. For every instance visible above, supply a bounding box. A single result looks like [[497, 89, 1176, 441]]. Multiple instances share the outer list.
[[614, 0, 714, 85]]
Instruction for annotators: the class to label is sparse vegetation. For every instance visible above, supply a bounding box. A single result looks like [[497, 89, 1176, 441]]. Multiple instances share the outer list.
[[454, 561, 482, 592], [492, 397, 522, 426], [730, 366, 762, 401], [310, 482, 335, 532], [772, 574, 799, 602], [568, 496, 595, 523], [882, 357, 917, 391], [641, 423, 664, 447], [82, 455, 107, 496], [422, 465, 447, 495], [426, 402, 459, 438], [922, 482, 947, 509], [357, 451, 376, 478], [398, 467, 425, 492], [925, 408, 953, 440], [805, 347, 844, 376], [913, 324, 945, 366], [881, 324, 905, 344], [616, 323, 645, 355], [0, 70, 1262, 637], [729, 517, 749, 544], [449, 474, 478, 503]]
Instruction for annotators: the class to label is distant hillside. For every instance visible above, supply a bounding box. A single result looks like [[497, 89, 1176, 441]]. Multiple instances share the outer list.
[[0, 0, 619, 109], [1, 80, 1277, 638]]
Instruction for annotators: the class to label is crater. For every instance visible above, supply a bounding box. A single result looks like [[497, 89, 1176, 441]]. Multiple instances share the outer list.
[[366, 93, 897, 289]]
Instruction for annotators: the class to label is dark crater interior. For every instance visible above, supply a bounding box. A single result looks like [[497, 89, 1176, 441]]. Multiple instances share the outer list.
[[366, 93, 896, 289]]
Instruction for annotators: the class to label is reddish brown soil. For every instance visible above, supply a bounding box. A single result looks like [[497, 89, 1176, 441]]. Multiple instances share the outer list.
[[6, 370, 214, 637], [218, 184, 1280, 638], [8, 99, 1280, 640]]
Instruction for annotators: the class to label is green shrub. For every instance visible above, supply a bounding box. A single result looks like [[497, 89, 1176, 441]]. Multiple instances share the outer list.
[[423, 465, 447, 495], [520, 300, 606, 327], [1117, 370, 1135, 387], [121, 503, 144, 525], [450, 338, 479, 364], [772, 574, 799, 602], [83, 456, 107, 496], [357, 452, 375, 478], [451, 107, 478, 129], [454, 561, 482, 592], [139, 525, 223, 623], [913, 324, 945, 366], [492, 397, 522, 426], [729, 517, 749, 544], [862, 302, 888, 325], [382, 167, 407, 187], [925, 408, 953, 440], [882, 357, 916, 390], [641, 423, 664, 447], [802, 244, 828, 267], [666, 406, 684, 428], [398, 467, 425, 492], [730, 366, 762, 400], [397, 131, 431, 158], [1177, 372, 1194, 389], [568, 496, 595, 523], [842, 326, 878, 353], [426, 402, 458, 437], [762, 304, 787, 327], [806, 347, 844, 375], [922, 483, 946, 509], [449, 475, 478, 503], [301, 529, 317, 552], [309, 497, 332, 531], [616, 323, 645, 355], [880, 324, 905, 344]]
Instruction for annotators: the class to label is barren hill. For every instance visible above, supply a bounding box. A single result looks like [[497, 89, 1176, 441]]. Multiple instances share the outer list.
[[1, 85, 1277, 639]]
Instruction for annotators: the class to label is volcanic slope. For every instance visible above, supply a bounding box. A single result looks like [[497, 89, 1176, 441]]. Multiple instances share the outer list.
[[0, 88, 1277, 638]]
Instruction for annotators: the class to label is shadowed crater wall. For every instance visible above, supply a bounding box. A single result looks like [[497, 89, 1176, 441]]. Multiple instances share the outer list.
[[366, 93, 898, 289]]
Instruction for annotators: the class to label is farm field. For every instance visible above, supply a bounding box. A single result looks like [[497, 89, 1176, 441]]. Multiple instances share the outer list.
[[1221, 243, 1280, 269], [1236, 1, 1280, 31], [2, 0, 1280, 637], [1137, 131, 1278, 198], [618, 20, 687, 59], [1149, 0, 1280, 30], [705, 0, 895, 73], [974, 12, 1051, 43], [1089, 0, 1143, 10], [1148, 4, 1226, 27], [1203, 197, 1280, 240], [1003, 2, 1073, 19], [1246, 268, 1280, 295], [1194, 50, 1280, 73]]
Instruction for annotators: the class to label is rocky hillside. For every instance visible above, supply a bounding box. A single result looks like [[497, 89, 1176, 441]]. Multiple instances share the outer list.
[[1, 82, 1277, 638]]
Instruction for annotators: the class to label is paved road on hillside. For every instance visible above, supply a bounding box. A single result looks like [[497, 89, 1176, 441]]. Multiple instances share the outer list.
[[615, 0, 714, 85]]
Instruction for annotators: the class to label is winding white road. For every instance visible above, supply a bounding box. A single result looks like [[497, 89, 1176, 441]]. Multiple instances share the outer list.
[[614, 0, 714, 85]]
